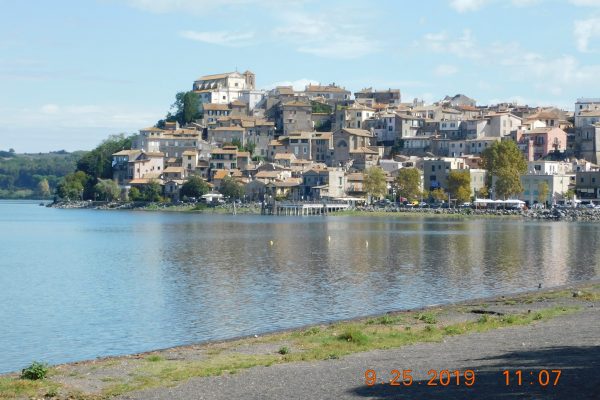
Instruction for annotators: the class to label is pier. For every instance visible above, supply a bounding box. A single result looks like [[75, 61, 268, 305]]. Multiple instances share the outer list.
[[262, 201, 351, 215]]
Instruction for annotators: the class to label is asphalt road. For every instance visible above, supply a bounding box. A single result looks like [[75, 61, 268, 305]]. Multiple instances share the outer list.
[[119, 306, 600, 400]]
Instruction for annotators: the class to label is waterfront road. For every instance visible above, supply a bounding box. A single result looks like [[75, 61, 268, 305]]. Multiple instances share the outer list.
[[119, 305, 600, 399]]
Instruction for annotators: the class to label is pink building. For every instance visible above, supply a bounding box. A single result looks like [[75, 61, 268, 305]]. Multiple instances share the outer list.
[[512, 127, 567, 161]]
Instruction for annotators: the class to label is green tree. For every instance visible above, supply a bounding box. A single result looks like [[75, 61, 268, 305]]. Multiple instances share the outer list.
[[482, 140, 527, 199], [94, 179, 121, 201], [183, 91, 201, 123], [565, 189, 575, 200], [56, 171, 90, 200], [140, 180, 162, 202], [128, 186, 141, 201], [76, 134, 132, 180], [476, 185, 489, 199], [231, 138, 243, 151], [537, 181, 549, 205], [180, 176, 209, 198], [393, 168, 421, 201], [36, 178, 51, 198], [431, 188, 448, 203], [448, 170, 471, 203], [363, 167, 388, 201], [220, 176, 244, 200]]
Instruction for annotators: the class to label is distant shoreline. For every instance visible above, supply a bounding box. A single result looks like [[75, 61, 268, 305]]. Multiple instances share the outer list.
[[45, 200, 600, 221]]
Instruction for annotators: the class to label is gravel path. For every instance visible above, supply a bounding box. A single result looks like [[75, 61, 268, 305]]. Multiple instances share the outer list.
[[119, 304, 600, 400]]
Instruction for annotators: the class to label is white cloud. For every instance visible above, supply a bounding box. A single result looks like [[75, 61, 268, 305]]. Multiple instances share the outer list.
[[263, 78, 319, 91], [510, 0, 541, 6], [420, 29, 479, 58], [179, 30, 255, 46], [449, 0, 489, 12], [40, 104, 59, 114], [574, 17, 600, 52], [272, 9, 381, 59], [434, 64, 459, 76], [569, 0, 600, 6], [126, 0, 259, 13]]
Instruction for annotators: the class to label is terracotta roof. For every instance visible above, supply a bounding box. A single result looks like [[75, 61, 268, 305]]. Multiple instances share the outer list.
[[145, 152, 165, 157], [580, 110, 600, 117], [349, 147, 379, 154], [276, 86, 294, 95], [141, 126, 164, 132], [212, 148, 238, 154], [182, 150, 196, 155], [129, 178, 163, 185], [274, 178, 302, 187], [203, 103, 231, 111], [346, 173, 364, 181], [212, 169, 229, 180], [230, 99, 246, 107], [195, 72, 236, 81], [212, 126, 245, 131], [274, 153, 296, 160], [305, 84, 349, 93], [341, 128, 373, 137], [256, 171, 283, 178], [236, 151, 250, 157], [283, 100, 311, 108], [113, 150, 141, 157], [164, 166, 185, 173]]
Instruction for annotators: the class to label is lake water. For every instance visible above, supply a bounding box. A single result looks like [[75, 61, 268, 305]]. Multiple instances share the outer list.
[[0, 200, 598, 373]]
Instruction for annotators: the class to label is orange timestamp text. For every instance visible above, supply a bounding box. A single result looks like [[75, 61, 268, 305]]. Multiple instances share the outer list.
[[365, 369, 476, 387]]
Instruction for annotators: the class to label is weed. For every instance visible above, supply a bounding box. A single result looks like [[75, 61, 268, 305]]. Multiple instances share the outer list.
[[416, 313, 437, 324], [278, 346, 290, 355], [21, 361, 49, 380], [338, 328, 370, 345], [478, 315, 490, 323], [533, 313, 543, 320], [302, 327, 321, 336], [145, 355, 164, 362]]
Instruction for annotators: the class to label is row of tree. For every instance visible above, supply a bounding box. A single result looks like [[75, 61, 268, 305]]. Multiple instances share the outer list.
[[363, 140, 533, 203], [0, 150, 84, 198]]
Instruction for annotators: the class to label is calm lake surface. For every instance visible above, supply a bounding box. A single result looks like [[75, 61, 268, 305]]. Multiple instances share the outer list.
[[0, 200, 599, 373]]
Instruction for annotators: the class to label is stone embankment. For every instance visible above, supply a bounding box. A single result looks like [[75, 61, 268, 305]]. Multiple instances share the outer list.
[[355, 206, 600, 221]]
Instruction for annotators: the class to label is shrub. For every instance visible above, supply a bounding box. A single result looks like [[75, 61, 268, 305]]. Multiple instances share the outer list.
[[146, 355, 163, 362], [21, 361, 49, 380], [338, 328, 369, 345], [278, 346, 290, 355], [416, 313, 437, 324], [533, 313, 543, 320], [302, 327, 321, 336]]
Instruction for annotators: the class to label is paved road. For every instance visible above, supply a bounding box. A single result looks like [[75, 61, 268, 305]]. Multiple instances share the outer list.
[[120, 306, 600, 399]]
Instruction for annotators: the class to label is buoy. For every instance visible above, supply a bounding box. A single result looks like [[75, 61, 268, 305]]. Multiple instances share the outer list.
[[270, 240, 274, 246], [365, 240, 369, 247], [328, 235, 331, 242]]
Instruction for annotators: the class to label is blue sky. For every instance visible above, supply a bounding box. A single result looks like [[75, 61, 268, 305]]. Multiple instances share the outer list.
[[1, 0, 600, 152]]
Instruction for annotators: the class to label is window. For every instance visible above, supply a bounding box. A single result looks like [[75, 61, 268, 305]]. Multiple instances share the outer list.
[[223, 96, 226, 100], [431, 165, 435, 172], [187, 156, 192, 160], [430, 175, 436, 181], [593, 178, 596, 183]]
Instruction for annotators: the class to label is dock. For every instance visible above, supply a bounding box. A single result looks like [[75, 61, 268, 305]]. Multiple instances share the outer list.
[[262, 201, 351, 215]]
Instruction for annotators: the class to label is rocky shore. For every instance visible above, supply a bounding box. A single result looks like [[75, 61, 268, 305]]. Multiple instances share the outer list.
[[49, 200, 600, 221]]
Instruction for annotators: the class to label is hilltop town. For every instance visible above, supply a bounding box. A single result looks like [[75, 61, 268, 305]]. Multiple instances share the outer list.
[[107, 70, 600, 207]]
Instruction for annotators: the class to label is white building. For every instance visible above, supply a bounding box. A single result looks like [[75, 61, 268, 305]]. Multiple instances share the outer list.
[[575, 98, 600, 128], [192, 70, 264, 110]]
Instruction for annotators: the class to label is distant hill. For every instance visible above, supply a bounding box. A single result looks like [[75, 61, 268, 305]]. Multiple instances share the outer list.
[[0, 150, 86, 199]]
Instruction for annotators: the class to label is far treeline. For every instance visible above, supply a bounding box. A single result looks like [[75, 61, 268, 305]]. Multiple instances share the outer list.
[[0, 149, 85, 199]]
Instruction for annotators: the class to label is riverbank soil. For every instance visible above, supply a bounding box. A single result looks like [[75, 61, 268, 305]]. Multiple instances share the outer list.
[[1, 283, 598, 399]]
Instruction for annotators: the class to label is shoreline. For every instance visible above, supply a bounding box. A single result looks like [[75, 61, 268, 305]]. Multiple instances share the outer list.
[[2, 280, 598, 399], [47, 200, 600, 221]]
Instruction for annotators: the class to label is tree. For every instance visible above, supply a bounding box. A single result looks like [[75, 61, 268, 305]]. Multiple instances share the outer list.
[[537, 181, 549, 205], [180, 176, 209, 198], [128, 187, 141, 201], [481, 140, 527, 199], [220, 176, 244, 200], [36, 179, 51, 198], [76, 134, 132, 180], [56, 171, 90, 200], [431, 188, 448, 203], [363, 167, 388, 201], [231, 138, 243, 151], [94, 179, 120, 201], [448, 170, 471, 203], [476, 185, 489, 199], [393, 168, 421, 201], [140, 180, 162, 202], [183, 91, 201, 123], [565, 189, 575, 200]]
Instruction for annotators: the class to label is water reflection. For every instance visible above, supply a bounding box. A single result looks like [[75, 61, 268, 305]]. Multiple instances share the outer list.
[[0, 202, 598, 373]]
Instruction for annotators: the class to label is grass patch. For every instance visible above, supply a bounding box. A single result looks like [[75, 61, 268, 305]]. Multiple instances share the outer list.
[[338, 328, 370, 345], [416, 312, 438, 324], [0, 296, 586, 399], [366, 315, 403, 325]]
